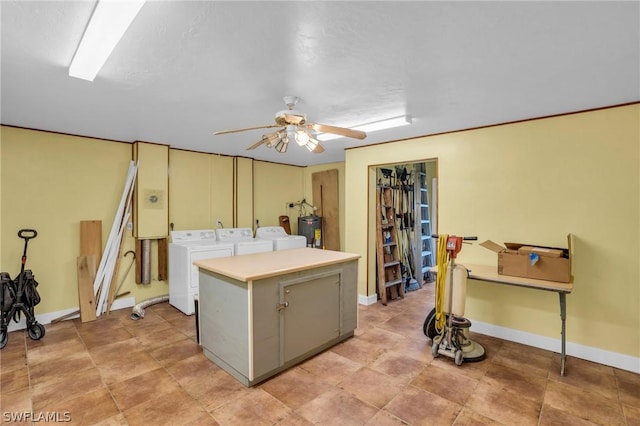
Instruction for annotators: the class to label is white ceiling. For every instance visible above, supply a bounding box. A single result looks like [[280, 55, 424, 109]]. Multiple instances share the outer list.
[[1, 1, 638, 166]]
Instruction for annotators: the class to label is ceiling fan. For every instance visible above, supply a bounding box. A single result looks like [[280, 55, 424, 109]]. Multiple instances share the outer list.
[[213, 96, 366, 154]]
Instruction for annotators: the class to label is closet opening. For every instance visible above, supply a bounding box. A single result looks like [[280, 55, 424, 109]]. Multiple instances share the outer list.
[[370, 160, 438, 304]]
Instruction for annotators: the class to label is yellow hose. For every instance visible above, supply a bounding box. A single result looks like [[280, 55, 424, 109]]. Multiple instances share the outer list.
[[435, 235, 450, 332]]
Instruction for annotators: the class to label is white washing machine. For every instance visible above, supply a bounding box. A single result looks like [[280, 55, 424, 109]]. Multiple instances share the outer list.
[[255, 226, 307, 251], [215, 228, 273, 255], [169, 229, 234, 315]]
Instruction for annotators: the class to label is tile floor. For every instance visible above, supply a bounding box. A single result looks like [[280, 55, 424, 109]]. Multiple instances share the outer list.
[[1, 284, 639, 425]]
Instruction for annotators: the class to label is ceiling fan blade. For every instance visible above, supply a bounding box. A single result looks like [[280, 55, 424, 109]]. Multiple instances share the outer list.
[[246, 135, 269, 150], [214, 124, 281, 135], [308, 123, 366, 140]]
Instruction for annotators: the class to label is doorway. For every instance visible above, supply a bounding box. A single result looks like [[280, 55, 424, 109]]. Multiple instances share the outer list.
[[369, 160, 438, 302]]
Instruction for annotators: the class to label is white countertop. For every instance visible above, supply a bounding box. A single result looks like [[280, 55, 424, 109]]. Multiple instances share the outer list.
[[194, 248, 361, 282]]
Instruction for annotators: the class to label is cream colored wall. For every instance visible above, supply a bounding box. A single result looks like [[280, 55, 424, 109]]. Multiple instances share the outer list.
[[168, 150, 240, 232], [303, 162, 346, 248], [133, 142, 169, 239], [170, 154, 306, 233], [211, 154, 234, 230], [169, 149, 214, 230], [345, 104, 639, 358], [0, 129, 308, 318], [0, 127, 155, 312], [234, 157, 254, 228], [253, 160, 304, 230]]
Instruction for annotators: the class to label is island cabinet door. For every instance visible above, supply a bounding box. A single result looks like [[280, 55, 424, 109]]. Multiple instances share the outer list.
[[250, 263, 357, 382], [280, 272, 341, 364]]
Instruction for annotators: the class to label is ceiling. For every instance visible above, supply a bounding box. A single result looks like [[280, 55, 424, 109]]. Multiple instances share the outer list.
[[1, 1, 638, 167]]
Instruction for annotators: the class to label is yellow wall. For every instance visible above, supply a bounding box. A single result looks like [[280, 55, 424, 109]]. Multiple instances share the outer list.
[[169, 153, 304, 233], [0, 128, 309, 317], [345, 104, 640, 358], [211, 154, 234, 230], [169, 149, 215, 230], [133, 142, 169, 238], [234, 157, 254, 228], [0, 127, 144, 311], [168, 150, 235, 231], [253, 160, 304, 230]]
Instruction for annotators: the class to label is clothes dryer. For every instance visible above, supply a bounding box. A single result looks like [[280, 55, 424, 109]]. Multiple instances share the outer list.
[[169, 230, 234, 315], [255, 226, 307, 251]]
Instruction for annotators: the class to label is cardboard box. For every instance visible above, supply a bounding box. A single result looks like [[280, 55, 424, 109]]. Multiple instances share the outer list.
[[480, 234, 572, 282], [517, 246, 564, 258]]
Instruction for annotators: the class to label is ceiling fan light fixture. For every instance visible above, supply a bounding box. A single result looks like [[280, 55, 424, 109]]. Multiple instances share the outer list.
[[285, 124, 297, 146], [69, 0, 146, 82], [265, 131, 281, 147], [304, 137, 319, 152], [214, 96, 365, 154], [295, 129, 311, 146], [275, 133, 289, 153], [317, 115, 412, 141]]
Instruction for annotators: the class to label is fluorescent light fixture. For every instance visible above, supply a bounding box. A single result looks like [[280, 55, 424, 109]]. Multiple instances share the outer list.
[[69, 0, 146, 81], [317, 115, 412, 141]]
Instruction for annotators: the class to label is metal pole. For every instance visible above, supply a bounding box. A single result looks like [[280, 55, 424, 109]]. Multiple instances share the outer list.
[[559, 292, 567, 376]]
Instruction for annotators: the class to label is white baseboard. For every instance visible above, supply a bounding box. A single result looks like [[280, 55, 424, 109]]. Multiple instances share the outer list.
[[6, 297, 136, 332], [471, 319, 640, 374], [358, 293, 378, 306]]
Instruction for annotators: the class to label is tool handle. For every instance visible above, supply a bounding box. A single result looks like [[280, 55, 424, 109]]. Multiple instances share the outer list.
[[431, 234, 477, 240], [18, 229, 38, 240]]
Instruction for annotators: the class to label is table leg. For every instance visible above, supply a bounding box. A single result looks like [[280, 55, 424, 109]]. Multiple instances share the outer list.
[[559, 292, 567, 376]]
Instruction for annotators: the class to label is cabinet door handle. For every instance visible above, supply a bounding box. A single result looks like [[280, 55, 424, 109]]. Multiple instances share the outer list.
[[276, 302, 289, 311]]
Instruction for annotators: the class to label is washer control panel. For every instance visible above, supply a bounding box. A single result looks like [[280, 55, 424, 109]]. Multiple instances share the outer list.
[[171, 230, 216, 242], [215, 228, 254, 241]]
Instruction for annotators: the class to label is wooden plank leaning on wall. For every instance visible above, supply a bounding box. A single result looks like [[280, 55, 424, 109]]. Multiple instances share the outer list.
[[312, 169, 340, 251]]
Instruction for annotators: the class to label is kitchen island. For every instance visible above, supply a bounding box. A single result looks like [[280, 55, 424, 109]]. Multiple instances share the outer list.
[[194, 247, 360, 386]]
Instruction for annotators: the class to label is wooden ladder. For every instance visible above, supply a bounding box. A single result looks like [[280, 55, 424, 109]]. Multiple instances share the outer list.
[[376, 184, 405, 305]]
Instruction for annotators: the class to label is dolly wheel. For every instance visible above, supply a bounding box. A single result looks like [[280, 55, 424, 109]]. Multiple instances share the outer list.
[[27, 323, 45, 341], [0, 330, 7, 349]]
